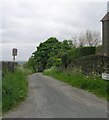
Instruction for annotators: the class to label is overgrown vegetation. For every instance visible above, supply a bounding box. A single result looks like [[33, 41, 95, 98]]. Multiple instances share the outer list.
[[26, 30, 99, 72], [2, 68, 28, 113], [44, 67, 109, 100], [26, 37, 74, 72]]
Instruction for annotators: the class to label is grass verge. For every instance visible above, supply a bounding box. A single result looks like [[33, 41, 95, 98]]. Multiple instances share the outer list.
[[0, 78, 1, 116], [43, 67, 109, 100], [2, 68, 28, 113]]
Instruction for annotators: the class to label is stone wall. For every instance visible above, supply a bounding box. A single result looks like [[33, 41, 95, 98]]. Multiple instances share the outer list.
[[67, 55, 109, 75], [2, 62, 18, 75]]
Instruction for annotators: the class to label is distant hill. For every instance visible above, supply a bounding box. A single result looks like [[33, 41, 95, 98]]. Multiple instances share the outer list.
[[17, 61, 27, 65], [0, 61, 27, 65]]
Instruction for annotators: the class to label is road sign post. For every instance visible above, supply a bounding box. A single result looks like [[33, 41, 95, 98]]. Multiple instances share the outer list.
[[12, 48, 18, 72], [12, 48, 17, 61]]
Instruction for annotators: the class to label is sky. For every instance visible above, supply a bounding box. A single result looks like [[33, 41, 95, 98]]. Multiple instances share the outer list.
[[1, 0, 108, 61]]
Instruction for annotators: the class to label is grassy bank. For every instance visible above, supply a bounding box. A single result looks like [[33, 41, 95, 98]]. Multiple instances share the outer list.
[[44, 67, 109, 100], [2, 68, 28, 113]]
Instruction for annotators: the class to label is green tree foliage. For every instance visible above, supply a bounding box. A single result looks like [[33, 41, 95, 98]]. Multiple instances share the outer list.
[[24, 56, 36, 72], [31, 37, 72, 72]]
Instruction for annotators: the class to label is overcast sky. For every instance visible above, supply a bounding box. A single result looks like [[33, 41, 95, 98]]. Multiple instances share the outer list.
[[1, 0, 108, 61]]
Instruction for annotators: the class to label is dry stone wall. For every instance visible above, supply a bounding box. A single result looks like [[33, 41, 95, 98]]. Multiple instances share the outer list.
[[2, 62, 18, 76], [67, 55, 109, 75]]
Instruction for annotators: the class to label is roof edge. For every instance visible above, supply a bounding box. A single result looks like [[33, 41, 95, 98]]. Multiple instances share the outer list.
[[100, 12, 109, 22]]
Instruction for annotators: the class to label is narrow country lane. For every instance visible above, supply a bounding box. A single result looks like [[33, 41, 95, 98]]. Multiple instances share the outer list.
[[4, 73, 107, 118]]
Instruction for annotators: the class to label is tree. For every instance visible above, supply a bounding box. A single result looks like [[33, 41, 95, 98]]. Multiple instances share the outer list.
[[62, 40, 72, 51], [33, 37, 62, 71], [78, 33, 86, 47], [71, 35, 78, 48], [29, 37, 73, 72], [85, 30, 101, 46], [71, 30, 101, 47], [23, 55, 36, 72]]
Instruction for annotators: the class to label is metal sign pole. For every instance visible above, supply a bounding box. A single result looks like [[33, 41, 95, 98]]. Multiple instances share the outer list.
[[12, 48, 18, 72], [13, 56, 15, 61]]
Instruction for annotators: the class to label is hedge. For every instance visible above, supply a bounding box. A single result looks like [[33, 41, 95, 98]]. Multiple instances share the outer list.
[[61, 46, 96, 68]]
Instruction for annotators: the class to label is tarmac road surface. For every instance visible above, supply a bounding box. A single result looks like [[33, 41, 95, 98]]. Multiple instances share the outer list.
[[4, 73, 107, 118]]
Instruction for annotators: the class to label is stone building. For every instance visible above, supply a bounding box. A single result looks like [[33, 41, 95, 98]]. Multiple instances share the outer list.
[[101, 12, 109, 56]]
